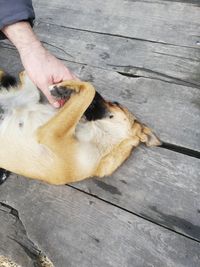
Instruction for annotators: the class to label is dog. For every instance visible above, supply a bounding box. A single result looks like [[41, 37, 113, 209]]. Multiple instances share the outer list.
[[0, 69, 161, 185]]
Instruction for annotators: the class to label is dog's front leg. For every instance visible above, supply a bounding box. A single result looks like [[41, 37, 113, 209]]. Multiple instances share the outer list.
[[37, 81, 95, 144]]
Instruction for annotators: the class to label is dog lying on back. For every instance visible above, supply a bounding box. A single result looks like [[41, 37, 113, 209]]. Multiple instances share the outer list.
[[0, 70, 160, 185]]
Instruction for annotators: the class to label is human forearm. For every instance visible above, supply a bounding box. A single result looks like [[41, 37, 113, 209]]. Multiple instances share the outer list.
[[2, 21, 41, 53], [0, 0, 35, 40], [2, 21, 78, 107]]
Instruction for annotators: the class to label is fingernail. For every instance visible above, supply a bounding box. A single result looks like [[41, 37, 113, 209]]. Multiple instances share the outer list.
[[53, 101, 60, 108]]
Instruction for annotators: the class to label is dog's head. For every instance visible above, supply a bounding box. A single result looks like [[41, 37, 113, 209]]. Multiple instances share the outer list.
[[84, 91, 161, 147]]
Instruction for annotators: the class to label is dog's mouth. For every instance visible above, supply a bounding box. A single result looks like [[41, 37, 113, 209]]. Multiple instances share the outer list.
[[84, 91, 109, 121]]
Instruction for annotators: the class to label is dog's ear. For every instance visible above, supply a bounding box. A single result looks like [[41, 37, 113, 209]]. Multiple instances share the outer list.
[[132, 121, 161, 147]]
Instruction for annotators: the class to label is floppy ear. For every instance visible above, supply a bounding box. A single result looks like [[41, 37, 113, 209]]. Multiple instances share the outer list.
[[142, 126, 162, 147], [132, 121, 161, 147]]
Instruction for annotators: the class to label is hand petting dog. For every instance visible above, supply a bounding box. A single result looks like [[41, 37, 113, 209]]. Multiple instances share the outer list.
[[2, 21, 77, 108]]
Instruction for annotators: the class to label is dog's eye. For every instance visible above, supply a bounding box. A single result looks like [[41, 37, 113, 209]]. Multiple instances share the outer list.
[[109, 115, 114, 119]]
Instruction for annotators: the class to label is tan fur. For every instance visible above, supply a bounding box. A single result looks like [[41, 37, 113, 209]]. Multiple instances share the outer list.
[[0, 255, 54, 267], [0, 256, 20, 267], [0, 70, 161, 185]]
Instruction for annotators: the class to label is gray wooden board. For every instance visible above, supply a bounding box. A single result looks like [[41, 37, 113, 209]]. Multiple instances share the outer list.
[[0, 203, 54, 267], [28, 21, 200, 87], [33, 0, 200, 48], [0, 204, 35, 267], [73, 146, 200, 241], [0, 45, 200, 151], [0, 176, 200, 267]]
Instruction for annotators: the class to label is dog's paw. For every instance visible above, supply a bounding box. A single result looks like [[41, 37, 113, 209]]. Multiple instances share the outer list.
[[49, 85, 76, 101], [0, 168, 10, 185]]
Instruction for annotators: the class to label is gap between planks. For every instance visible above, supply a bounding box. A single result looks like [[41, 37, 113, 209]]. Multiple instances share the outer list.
[[2, 41, 200, 90], [160, 142, 200, 159], [36, 20, 199, 50], [67, 183, 200, 244]]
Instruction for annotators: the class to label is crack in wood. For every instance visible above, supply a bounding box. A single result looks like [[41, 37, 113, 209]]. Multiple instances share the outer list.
[[1, 41, 199, 89], [68, 184, 200, 243], [153, 51, 200, 62], [36, 20, 200, 50], [41, 41, 74, 59], [160, 142, 200, 159], [116, 67, 200, 89], [118, 72, 200, 89], [0, 202, 54, 267]]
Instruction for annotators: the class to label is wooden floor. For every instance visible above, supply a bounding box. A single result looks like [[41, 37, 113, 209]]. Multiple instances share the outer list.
[[0, 0, 200, 266]]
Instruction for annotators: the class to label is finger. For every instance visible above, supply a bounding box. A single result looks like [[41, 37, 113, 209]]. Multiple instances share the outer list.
[[63, 68, 80, 81], [42, 88, 60, 108], [72, 74, 80, 81]]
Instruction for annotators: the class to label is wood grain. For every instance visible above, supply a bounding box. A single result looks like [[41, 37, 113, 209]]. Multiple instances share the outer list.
[[74, 146, 200, 241], [33, 0, 200, 48], [30, 21, 200, 87], [0, 176, 200, 267], [0, 204, 35, 267]]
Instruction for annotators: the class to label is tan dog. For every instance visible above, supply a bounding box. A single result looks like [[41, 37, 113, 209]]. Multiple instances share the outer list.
[[0, 70, 160, 185]]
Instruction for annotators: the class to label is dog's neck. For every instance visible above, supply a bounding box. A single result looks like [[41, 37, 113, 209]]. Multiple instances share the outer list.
[[75, 117, 128, 158]]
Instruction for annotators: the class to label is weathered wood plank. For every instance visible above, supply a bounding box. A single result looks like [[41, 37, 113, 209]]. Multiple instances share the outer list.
[[0, 203, 54, 267], [0, 204, 34, 267], [74, 146, 200, 241], [0, 45, 199, 151], [0, 176, 200, 267], [33, 0, 200, 48], [27, 21, 200, 87]]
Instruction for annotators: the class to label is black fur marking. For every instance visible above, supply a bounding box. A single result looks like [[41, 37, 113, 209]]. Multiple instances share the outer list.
[[0, 168, 10, 185], [51, 86, 109, 121], [0, 74, 17, 89], [84, 91, 108, 121], [50, 86, 75, 99]]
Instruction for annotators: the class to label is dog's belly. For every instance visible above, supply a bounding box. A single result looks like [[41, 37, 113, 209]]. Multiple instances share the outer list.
[[0, 104, 100, 183], [0, 135, 56, 179], [75, 142, 100, 176], [0, 104, 58, 179]]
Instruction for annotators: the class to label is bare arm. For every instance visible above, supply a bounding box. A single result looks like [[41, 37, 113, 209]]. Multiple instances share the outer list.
[[2, 21, 77, 107]]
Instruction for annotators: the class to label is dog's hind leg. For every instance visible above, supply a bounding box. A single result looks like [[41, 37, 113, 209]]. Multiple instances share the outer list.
[[37, 81, 95, 144], [95, 138, 139, 177]]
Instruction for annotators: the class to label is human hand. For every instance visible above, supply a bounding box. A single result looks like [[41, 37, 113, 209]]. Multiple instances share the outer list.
[[19, 43, 78, 107], [2, 21, 78, 108]]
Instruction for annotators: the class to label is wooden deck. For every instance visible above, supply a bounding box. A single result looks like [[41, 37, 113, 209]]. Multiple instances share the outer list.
[[0, 0, 200, 266]]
